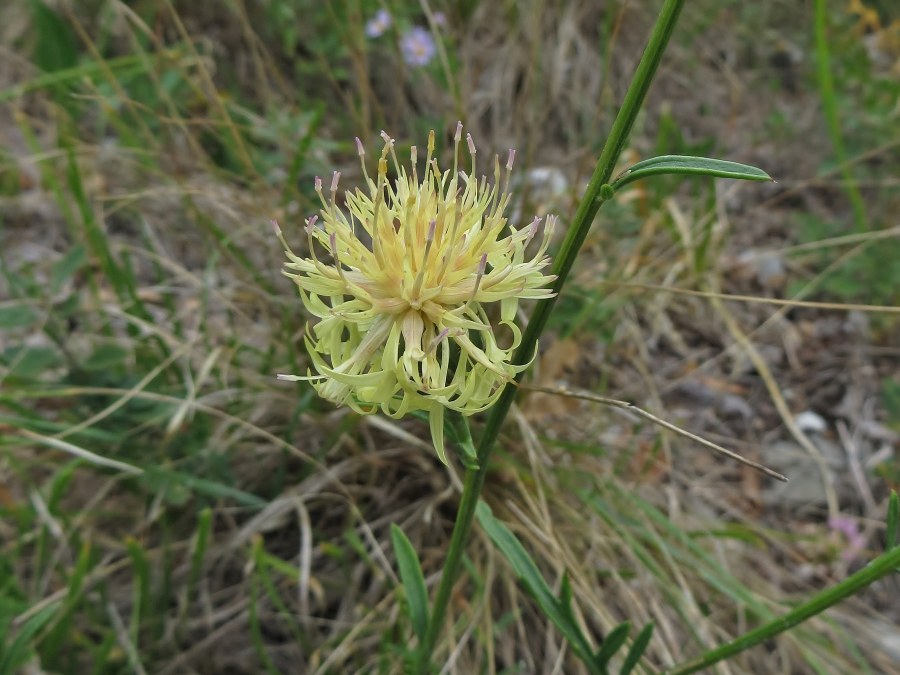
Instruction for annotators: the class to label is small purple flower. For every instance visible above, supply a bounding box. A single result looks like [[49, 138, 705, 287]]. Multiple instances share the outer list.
[[365, 9, 392, 38], [400, 26, 436, 67], [433, 12, 447, 27], [828, 515, 867, 563]]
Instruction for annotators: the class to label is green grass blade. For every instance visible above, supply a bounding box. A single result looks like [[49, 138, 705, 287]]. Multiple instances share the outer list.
[[42, 540, 93, 664], [63, 144, 123, 296], [87, 634, 117, 675], [190, 204, 276, 294], [282, 104, 324, 205], [0, 51, 165, 104], [886, 490, 899, 552], [254, 554, 310, 652], [188, 508, 213, 598], [28, 0, 78, 74], [594, 621, 630, 669], [125, 538, 150, 647], [142, 466, 266, 507], [557, 573, 577, 625], [813, 0, 868, 230], [619, 622, 653, 675], [390, 523, 430, 642], [247, 537, 284, 675], [0, 602, 60, 675]]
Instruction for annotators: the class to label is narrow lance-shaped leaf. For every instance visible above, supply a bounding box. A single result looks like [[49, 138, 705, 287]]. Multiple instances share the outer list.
[[476, 502, 597, 668], [558, 573, 577, 625], [0, 603, 61, 675], [609, 154, 772, 193], [390, 524, 430, 641], [887, 490, 899, 572], [619, 623, 654, 675], [594, 621, 631, 669], [886, 490, 898, 552]]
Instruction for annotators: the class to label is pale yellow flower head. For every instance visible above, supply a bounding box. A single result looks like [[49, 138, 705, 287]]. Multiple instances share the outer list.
[[276, 124, 556, 463]]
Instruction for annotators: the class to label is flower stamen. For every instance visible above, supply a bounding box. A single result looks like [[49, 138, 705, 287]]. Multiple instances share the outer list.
[[411, 219, 437, 304], [469, 252, 488, 305]]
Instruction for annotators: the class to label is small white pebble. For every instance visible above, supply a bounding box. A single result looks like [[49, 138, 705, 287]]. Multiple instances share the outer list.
[[795, 410, 827, 434]]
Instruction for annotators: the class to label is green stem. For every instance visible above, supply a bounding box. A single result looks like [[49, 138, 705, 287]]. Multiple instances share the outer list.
[[667, 545, 900, 675], [414, 1, 686, 671], [813, 0, 869, 231]]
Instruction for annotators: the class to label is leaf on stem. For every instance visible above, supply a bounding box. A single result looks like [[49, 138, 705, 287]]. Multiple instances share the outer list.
[[619, 622, 654, 675], [610, 154, 772, 192], [0, 603, 60, 675], [476, 501, 597, 668], [887, 490, 899, 571], [594, 621, 631, 668], [390, 523, 430, 641]]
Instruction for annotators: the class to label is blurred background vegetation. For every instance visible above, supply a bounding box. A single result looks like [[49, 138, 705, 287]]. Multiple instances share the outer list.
[[1, 0, 898, 673]]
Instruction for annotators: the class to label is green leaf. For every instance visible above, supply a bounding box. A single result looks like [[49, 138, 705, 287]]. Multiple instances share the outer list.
[[126, 538, 151, 632], [595, 621, 631, 668], [610, 155, 772, 192], [476, 502, 597, 668], [882, 378, 900, 420], [50, 245, 86, 295], [1, 345, 62, 379], [619, 622, 654, 675], [558, 573, 577, 623], [0, 602, 60, 675], [81, 343, 131, 371], [446, 411, 479, 469], [390, 524, 430, 641], [248, 540, 281, 675], [282, 106, 324, 206], [28, 0, 79, 73], [887, 490, 899, 552], [141, 466, 266, 508], [63, 144, 129, 306], [42, 541, 93, 662], [476, 502, 557, 608], [0, 305, 39, 329]]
